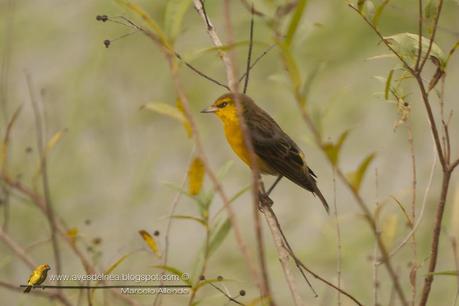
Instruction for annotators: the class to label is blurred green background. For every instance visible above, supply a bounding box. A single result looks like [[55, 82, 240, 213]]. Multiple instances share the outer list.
[[1, 0, 458, 305]]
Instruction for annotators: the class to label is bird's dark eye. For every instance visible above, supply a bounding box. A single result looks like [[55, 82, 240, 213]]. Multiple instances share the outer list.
[[218, 102, 228, 108]]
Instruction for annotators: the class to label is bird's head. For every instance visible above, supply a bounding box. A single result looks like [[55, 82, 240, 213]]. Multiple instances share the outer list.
[[201, 93, 252, 122], [39, 264, 51, 272]]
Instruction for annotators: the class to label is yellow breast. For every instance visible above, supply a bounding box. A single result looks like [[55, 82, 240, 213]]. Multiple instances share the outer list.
[[221, 116, 275, 175]]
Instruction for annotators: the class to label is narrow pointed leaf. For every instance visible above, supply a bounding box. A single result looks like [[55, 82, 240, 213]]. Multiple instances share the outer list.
[[381, 214, 398, 248], [164, 0, 192, 41], [346, 153, 375, 191], [153, 265, 192, 285], [141, 102, 186, 123], [427, 270, 458, 276], [176, 99, 192, 137], [171, 215, 207, 226], [188, 157, 205, 196], [285, 0, 308, 46], [139, 230, 161, 257], [384, 69, 394, 100], [208, 218, 231, 256]]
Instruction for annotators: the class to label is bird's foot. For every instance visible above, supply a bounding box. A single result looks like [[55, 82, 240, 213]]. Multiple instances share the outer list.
[[258, 191, 273, 210]]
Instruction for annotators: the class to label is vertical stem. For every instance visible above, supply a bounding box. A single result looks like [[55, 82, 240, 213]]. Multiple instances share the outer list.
[[418, 170, 452, 306], [25, 73, 62, 283]]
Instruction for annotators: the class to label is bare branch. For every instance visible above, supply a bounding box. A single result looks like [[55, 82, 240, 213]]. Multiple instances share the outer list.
[[25, 72, 62, 281], [419, 0, 444, 71]]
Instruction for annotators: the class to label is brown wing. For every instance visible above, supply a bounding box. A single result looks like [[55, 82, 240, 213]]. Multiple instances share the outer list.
[[241, 97, 329, 213], [243, 103, 316, 192]]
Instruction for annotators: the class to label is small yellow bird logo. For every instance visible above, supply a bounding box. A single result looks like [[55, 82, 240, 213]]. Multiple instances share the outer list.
[[24, 264, 51, 293]]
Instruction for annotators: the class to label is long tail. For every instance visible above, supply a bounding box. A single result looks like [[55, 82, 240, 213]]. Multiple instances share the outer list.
[[313, 185, 329, 214], [24, 286, 32, 293]]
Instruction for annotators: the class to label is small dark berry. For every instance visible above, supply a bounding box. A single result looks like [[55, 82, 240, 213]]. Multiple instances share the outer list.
[[404, 102, 409, 107], [239, 289, 246, 296], [153, 230, 160, 236], [104, 40, 111, 48], [217, 275, 223, 281], [199, 275, 205, 281]]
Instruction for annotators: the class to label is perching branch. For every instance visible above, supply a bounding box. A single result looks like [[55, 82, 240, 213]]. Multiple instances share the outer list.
[[192, 0, 274, 303]]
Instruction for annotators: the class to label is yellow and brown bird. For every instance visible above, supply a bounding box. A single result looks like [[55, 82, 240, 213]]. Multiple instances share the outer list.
[[24, 264, 51, 293], [202, 93, 329, 213]]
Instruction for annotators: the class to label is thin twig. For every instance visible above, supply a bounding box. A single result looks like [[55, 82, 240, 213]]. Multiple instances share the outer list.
[[415, 0, 423, 70], [418, 0, 444, 71], [332, 169, 342, 306], [263, 204, 364, 306], [0, 227, 36, 269], [238, 44, 276, 84], [0, 281, 73, 306], [175, 52, 230, 90], [25, 72, 62, 283], [242, 7, 254, 94], [193, 0, 273, 302], [154, 148, 194, 306], [407, 122, 418, 306], [260, 205, 304, 306]]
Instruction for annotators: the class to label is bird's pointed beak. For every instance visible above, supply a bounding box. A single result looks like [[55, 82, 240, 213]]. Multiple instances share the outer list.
[[201, 105, 218, 113]]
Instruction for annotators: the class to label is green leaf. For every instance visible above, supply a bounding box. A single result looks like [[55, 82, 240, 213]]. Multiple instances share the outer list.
[[141, 102, 186, 123], [346, 153, 375, 191], [104, 252, 134, 275], [424, 0, 437, 32], [193, 277, 231, 292], [164, 0, 192, 41], [153, 265, 192, 285], [1, 105, 23, 172], [427, 270, 458, 276], [279, 43, 302, 101], [247, 296, 271, 306], [208, 218, 231, 256], [285, 0, 308, 47], [372, 0, 391, 27], [217, 160, 233, 179], [323, 130, 350, 166], [171, 215, 207, 227], [384, 33, 446, 68], [381, 214, 398, 249], [116, 0, 171, 50], [182, 41, 269, 63], [384, 69, 394, 100], [445, 39, 459, 67]]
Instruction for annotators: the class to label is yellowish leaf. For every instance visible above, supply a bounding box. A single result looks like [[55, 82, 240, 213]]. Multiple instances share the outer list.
[[346, 153, 375, 191], [104, 253, 131, 275], [323, 130, 349, 165], [138, 230, 161, 257], [176, 99, 192, 138], [33, 129, 67, 182], [141, 102, 186, 123], [246, 296, 270, 306], [45, 129, 67, 156], [66, 227, 78, 244], [188, 157, 205, 196], [381, 214, 398, 249], [115, 0, 171, 51], [1, 105, 23, 172]]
